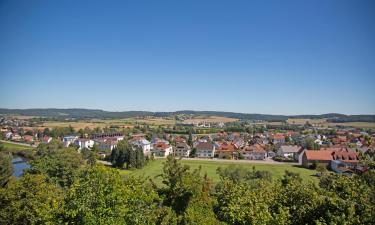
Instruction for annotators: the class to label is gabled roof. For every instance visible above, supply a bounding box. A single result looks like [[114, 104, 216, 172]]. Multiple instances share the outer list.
[[242, 144, 266, 153], [304, 150, 333, 161], [217, 141, 237, 152], [280, 145, 302, 153], [175, 142, 190, 150], [196, 141, 215, 151], [154, 142, 171, 150]]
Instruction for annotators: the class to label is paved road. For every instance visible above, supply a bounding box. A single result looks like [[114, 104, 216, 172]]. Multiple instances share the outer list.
[[153, 156, 299, 165], [180, 157, 299, 165], [0, 140, 37, 148]]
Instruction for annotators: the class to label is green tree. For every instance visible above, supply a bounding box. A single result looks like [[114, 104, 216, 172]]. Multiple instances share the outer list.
[[0, 153, 13, 187], [0, 174, 63, 225], [61, 165, 160, 225], [28, 148, 84, 188], [316, 163, 327, 175]]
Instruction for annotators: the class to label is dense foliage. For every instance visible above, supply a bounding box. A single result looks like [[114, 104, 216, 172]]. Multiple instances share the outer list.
[[0, 152, 13, 187], [110, 140, 145, 169], [0, 152, 374, 225]]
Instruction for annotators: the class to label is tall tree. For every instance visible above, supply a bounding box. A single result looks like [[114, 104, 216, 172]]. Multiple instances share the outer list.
[[0, 153, 13, 187]]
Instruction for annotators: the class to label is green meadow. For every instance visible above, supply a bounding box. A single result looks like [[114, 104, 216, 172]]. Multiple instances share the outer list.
[[119, 159, 318, 185], [0, 141, 34, 150]]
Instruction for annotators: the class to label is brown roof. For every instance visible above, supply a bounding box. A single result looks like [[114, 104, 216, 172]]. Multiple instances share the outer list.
[[196, 142, 215, 151], [217, 142, 237, 151], [332, 149, 359, 161], [154, 142, 171, 150], [304, 150, 333, 161], [175, 142, 190, 150], [242, 144, 266, 153]]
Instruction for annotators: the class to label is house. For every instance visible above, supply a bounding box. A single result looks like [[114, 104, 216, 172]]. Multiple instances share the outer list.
[[302, 150, 334, 168], [331, 148, 359, 165], [330, 160, 355, 176], [241, 144, 267, 160], [75, 138, 94, 150], [151, 137, 169, 146], [11, 134, 21, 141], [216, 141, 238, 159], [130, 138, 152, 155], [196, 141, 216, 158], [43, 136, 52, 144], [5, 132, 12, 140], [152, 142, 173, 157], [174, 142, 191, 157], [233, 138, 245, 148], [277, 145, 303, 161], [270, 134, 285, 144], [97, 139, 118, 151], [63, 135, 78, 147], [23, 135, 34, 143]]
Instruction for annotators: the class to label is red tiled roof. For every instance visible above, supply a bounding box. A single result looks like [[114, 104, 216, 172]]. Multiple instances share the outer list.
[[154, 142, 170, 150], [304, 150, 333, 161], [196, 142, 214, 151], [242, 144, 266, 153], [217, 142, 237, 152]]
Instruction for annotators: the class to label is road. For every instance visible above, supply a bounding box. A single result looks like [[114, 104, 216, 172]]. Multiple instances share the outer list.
[[180, 157, 299, 165]]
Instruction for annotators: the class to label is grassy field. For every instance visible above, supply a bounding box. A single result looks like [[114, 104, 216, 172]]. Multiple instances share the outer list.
[[287, 118, 375, 129], [0, 141, 34, 150], [119, 159, 318, 185], [328, 122, 375, 129]]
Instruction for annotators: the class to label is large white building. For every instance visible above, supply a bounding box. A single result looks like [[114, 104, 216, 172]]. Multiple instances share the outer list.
[[130, 138, 151, 155], [63, 135, 78, 147], [75, 138, 95, 150]]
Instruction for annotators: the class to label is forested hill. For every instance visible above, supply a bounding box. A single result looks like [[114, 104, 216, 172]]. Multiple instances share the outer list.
[[0, 108, 374, 122]]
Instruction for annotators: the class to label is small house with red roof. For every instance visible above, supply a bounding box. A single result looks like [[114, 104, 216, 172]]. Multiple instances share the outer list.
[[152, 142, 173, 157], [241, 144, 267, 160]]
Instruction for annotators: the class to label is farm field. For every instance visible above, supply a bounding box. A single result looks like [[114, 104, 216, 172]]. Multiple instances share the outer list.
[[184, 116, 238, 124], [328, 122, 375, 129], [287, 118, 375, 129], [118, 159, 318, 185]]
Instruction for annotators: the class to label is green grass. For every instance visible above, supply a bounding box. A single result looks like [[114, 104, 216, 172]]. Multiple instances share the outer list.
[[0, 141, 34, 150], [118, 159, 318, 185]]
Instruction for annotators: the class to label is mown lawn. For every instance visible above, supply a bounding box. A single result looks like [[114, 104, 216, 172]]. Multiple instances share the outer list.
[[118, 159, 318, 185], [0, 141, 34, 150]]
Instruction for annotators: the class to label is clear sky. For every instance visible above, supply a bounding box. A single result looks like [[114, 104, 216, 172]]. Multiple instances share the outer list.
[[1, 0, 374, 115]]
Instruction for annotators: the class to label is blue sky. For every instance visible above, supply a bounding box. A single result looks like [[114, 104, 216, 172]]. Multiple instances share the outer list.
[[1, 0, 374, 115]]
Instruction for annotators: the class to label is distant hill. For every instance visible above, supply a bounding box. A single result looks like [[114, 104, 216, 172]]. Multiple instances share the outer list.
[[0, 108, 374, 122]]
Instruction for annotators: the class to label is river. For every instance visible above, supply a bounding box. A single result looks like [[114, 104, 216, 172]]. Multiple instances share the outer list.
[[12, 157, 30, 177]]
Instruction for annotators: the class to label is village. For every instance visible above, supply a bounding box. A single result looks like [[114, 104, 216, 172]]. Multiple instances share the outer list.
[[1, 115, 374, 176]]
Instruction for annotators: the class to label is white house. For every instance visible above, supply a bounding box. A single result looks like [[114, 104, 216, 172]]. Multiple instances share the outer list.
[[174, 142, 191, 157], [196, 141, 215, 158], [130, 138, 151, 155], [75, 138, 94, 150], [277, 145, 303, 161], [63, 135, 78, 147], [5, 132, 12, 140], [152, 142, 173, 158], [97, 139, 118, 151]]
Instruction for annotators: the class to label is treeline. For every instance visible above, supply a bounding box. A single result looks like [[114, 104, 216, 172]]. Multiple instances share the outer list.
[[0, 147, 374, 224], [1, 108, 375, 122]]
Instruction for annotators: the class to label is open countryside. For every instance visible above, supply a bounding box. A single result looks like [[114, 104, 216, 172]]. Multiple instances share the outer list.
[[1, 0, 375, 224]]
